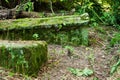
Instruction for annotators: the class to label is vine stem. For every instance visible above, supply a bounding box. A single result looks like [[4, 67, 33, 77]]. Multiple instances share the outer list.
[[49, 0, 55, 14], [91, 9, 105, 24]]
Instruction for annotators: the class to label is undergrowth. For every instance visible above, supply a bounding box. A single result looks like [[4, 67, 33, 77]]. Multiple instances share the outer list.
[[46, 28, 88, 46], [110, 32, 120, 46]]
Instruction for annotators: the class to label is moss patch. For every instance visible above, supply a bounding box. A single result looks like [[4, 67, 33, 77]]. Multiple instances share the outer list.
[[0, 13, 89, 46], [0, 13, 89, 31], [0, 40, 47, 76]]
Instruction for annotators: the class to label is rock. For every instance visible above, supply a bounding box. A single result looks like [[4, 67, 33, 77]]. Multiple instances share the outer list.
[[0, 40, 47, 76], [0, 13, 89, 31], [0, 13, 89, 46]]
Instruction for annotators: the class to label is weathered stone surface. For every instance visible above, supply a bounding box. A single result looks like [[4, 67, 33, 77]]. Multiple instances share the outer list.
[[0, 13, 89, 46], [0, 40, 47, 76], [0, 13, 89, 31]]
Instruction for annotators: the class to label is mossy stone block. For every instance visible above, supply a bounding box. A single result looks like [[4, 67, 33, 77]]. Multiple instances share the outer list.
[[0, 40, 47, 76], [0, 13, 89, 31]]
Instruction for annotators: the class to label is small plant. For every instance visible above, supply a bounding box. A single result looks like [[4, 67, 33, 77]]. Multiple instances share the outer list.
[[102, 12, 116, 25], [32, 33, 39, 40], [93, 77, 99, 80], [23, 1, 34, 11], [89, 20, 99, 28], [110, 59, 120, 75], [88, 53, 95, 65], [56, 33, 69, 45], [18, 0, 34, 12], [95, 26, 106, 34], [8, 72, 15, 77], [69, 29, 81, 46], [110, 33, 120, 46], [68, 67, 93, 77], [65, 45, 74, 52], [64, 45, 74, 57]]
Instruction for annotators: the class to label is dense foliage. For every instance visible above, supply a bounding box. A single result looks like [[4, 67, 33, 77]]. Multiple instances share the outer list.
[[0, 0, 119, 46], [1, 0, 119, 27]]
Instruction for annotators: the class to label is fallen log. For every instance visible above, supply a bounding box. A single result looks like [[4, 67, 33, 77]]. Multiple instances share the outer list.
[[0, 8, 41, 19], [0, 9, 15, 19]]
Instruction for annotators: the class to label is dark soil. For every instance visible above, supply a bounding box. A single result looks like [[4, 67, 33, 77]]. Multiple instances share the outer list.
[[0, 26, 120, 80]]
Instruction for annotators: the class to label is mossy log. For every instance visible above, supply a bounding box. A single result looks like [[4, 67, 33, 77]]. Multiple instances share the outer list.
[[0, 8, 41, 19], [0, 8, 17, 19], [0, 40, 47, 76]]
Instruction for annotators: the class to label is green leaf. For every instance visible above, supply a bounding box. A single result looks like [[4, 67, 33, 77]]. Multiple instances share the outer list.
[[75, 68, 83, 76], [8, 72, 15, 77], [68, 67, 93, 77], [116, 59, 120, 66], [116, 78, 120, 80], [82, 68, 94, 76], [110, 59, 120, 75], [5, 0, 9, 3], [93, 77, 99, 80], [68, 67, 82, 76], [32, 33, 39, 40], [60, 0, 62, 1], [65, 46, 74, 52], [63, 23, 66, 26], [110, 65, 117, 75]]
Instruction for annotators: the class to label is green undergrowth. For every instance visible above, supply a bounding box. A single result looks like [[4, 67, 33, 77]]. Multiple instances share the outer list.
[[110, 32, 120, 46]]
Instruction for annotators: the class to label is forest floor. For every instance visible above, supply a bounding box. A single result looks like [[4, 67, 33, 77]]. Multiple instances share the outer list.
[[0, 26, 120, 80]]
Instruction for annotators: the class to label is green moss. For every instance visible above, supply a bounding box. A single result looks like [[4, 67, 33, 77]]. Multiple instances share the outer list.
[[25, 42, 47, 76], [0, 41, 47, 76], [0, 14, 89, 30], [81, 26, 88, 46], [0, 13, 89, 46], [0, 26, 90, 46]]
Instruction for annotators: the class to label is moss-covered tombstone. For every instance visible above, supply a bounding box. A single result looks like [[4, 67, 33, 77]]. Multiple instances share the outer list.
[[0, 40, 47, 76], [0, 13, 89, 46]]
